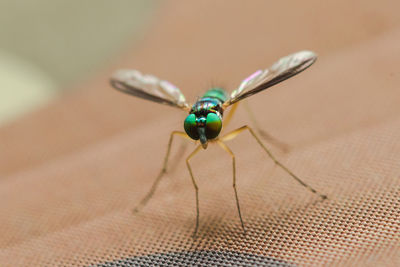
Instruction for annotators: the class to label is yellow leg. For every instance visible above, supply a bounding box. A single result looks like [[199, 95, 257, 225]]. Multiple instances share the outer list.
[[217, 140, 246, 233], [243, 101, 289, 153], [222, 126, 327, 199], [168, 142, 189, 174], [132, 131, 190, 214], [186, 145, 203, 237], [223, 102, 239, 129]]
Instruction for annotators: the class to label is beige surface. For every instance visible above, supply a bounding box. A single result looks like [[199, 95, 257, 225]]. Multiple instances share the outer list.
[[0, 1, 156, 125], [0, 0, 157, 85], [0, 1, 399, 266]]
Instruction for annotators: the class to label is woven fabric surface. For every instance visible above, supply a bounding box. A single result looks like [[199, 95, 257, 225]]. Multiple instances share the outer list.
[[0, 1, 399, 266]]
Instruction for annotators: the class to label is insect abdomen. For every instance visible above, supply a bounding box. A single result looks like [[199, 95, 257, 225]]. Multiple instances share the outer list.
[[202, 87, 228, 103]]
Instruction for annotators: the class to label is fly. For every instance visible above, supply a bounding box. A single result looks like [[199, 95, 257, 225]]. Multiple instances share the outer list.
[[111, 50, 327, 237]]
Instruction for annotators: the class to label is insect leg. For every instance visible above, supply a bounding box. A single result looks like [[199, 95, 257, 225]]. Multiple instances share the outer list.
[[167, 142, 189, 174], [243, 101, 289, 153], [186, 145, 202, 237], [221, 126, 327, 199], [216, 140, 246, 233], [222, 102, 239, 129], [133, 131, 190, 214]]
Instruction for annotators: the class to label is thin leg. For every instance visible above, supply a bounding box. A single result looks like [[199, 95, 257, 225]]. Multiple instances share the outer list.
[[217, 140, 246, 233], [222, 126, 327, 199], [186, 145, 202, 237], [168, 142, 188, 174], [132, 131, 190, 214], [223, 102, 239, 129], [243, 101, 289, 153]]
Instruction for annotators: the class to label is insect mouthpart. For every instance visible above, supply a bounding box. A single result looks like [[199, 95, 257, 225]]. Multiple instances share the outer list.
[[197, 127, 208, 149]]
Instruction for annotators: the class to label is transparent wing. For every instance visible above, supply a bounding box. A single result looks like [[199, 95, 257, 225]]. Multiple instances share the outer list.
[[225, 51, 317, 106], [110, 69, 190, 110]]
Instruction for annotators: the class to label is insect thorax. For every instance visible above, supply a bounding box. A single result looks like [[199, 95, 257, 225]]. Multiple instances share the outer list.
[[190, 88, 228, 118]]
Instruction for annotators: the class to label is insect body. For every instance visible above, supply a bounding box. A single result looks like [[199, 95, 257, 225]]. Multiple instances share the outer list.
[[184, 88, 227, 148], [111, 51, 327, 237]]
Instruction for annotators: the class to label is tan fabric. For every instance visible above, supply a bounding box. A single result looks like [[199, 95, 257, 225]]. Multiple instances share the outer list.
[[1, 1, 399, 266]]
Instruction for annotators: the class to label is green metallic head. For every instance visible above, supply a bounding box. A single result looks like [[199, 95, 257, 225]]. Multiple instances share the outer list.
[[184, 112, 222, 149]]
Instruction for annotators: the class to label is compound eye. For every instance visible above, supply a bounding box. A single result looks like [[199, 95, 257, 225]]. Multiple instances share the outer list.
[[184, 114, 199, 140], [205, 113, 222, 139]]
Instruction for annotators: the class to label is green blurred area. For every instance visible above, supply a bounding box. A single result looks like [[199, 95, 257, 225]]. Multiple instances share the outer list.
[[0, 0, 158, 124]]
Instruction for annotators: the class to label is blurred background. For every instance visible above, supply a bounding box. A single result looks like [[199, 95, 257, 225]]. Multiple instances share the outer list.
[[0, 0, 158, 125]]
